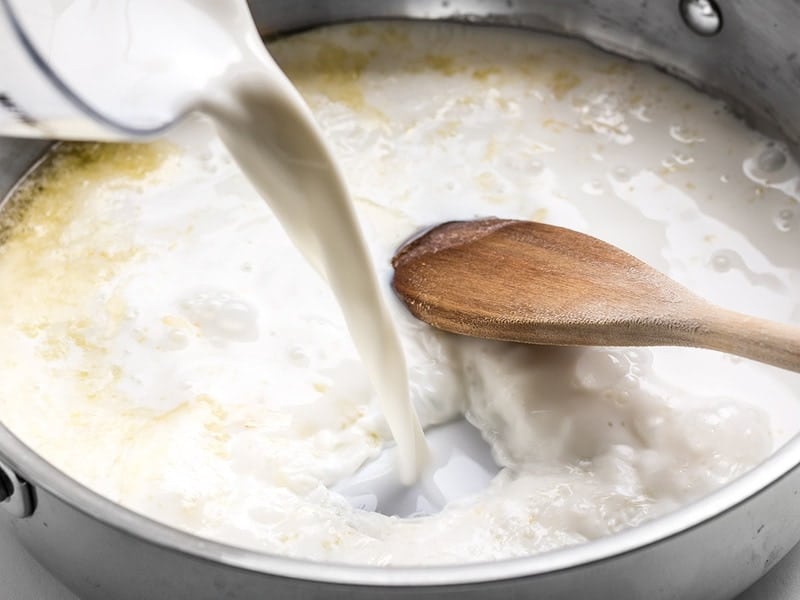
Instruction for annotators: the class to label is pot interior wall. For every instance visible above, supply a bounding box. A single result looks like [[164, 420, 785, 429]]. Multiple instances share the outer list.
[[248, 0, 800, 154]]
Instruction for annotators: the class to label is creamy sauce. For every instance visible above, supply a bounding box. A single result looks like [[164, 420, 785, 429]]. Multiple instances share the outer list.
[[0, 22, 799, 565]]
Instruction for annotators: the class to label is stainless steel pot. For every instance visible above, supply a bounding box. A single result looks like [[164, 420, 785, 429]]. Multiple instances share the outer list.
[[1, 1, 800, 598]]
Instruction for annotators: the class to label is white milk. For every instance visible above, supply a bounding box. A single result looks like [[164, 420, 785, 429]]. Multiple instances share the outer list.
[[192, 15, 429, 484], [0, 22, 799, 565]]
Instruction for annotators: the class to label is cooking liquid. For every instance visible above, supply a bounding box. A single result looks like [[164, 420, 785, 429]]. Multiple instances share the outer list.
[[1, 22, 799, 564]]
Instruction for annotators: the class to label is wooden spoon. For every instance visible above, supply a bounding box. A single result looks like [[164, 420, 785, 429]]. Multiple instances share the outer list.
[[391, 218, 800, 373]]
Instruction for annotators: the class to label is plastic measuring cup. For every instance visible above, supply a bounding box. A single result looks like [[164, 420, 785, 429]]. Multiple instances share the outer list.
[[0, 0, 258, 141]]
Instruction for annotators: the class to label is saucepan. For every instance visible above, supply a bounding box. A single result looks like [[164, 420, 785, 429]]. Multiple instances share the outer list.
[[1, 1, 800, 598]]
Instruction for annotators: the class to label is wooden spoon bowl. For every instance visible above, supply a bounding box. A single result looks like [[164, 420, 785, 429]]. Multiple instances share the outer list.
[[392, 218, 800, 373]]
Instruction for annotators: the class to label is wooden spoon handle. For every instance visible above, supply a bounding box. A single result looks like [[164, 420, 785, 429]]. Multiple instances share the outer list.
[[695, 308, 800, 373]]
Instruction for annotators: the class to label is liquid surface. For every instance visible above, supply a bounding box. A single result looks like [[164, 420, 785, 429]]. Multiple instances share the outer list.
[[1, 22, 799, 565]]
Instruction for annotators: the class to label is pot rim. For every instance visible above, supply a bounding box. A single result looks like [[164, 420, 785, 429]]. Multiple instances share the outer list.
[[1, 420, 799, 586]]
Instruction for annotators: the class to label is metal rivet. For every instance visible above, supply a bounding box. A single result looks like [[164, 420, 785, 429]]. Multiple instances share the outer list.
[[0, 461, 36, 518], [0, 468, 11, 502], [680, 0, 722, 36]]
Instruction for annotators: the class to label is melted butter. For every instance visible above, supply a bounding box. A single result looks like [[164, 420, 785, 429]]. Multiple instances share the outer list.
[[0, 142, 168, 244], [0, 21, 799, 565], [279, 43, 376, 112]]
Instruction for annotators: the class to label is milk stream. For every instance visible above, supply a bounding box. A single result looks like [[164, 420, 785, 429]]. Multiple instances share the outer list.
[[199, 67, 428, 483], [194, 7, 428, 482]]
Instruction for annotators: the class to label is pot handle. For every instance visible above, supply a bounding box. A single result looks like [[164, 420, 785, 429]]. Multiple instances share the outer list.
[[0, 460, 36, 518]]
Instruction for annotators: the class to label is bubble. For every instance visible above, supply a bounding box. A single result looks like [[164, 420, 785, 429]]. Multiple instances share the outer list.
[[288, 345, 310, 367], [669, 124, 704, 144], [581, 179, 605, 196], [757, 145, 787, 173], [216, 302, 256, 337], [577, 93, 633, 143], [743, 141, 793, 186], [574, 350, 627, 390], [671, 151, 694, 166], [180, 289, 259, 342], [165, 329, 189, 350], [613, 390, 632, 407], [611, 166, 631, 182], [630, 105, 651, 123], [774, 208, 795, 232], [710, 249, 733, 272]]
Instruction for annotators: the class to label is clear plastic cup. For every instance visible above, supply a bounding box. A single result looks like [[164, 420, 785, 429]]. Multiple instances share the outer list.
[[0, 0, 253, 140]]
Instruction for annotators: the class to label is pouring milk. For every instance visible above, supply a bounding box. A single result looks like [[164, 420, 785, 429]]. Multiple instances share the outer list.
[[0, 0, 428, 482]]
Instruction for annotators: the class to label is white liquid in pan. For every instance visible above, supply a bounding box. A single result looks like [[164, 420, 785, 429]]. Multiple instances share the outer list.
[[1, 22, 800, 565]]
